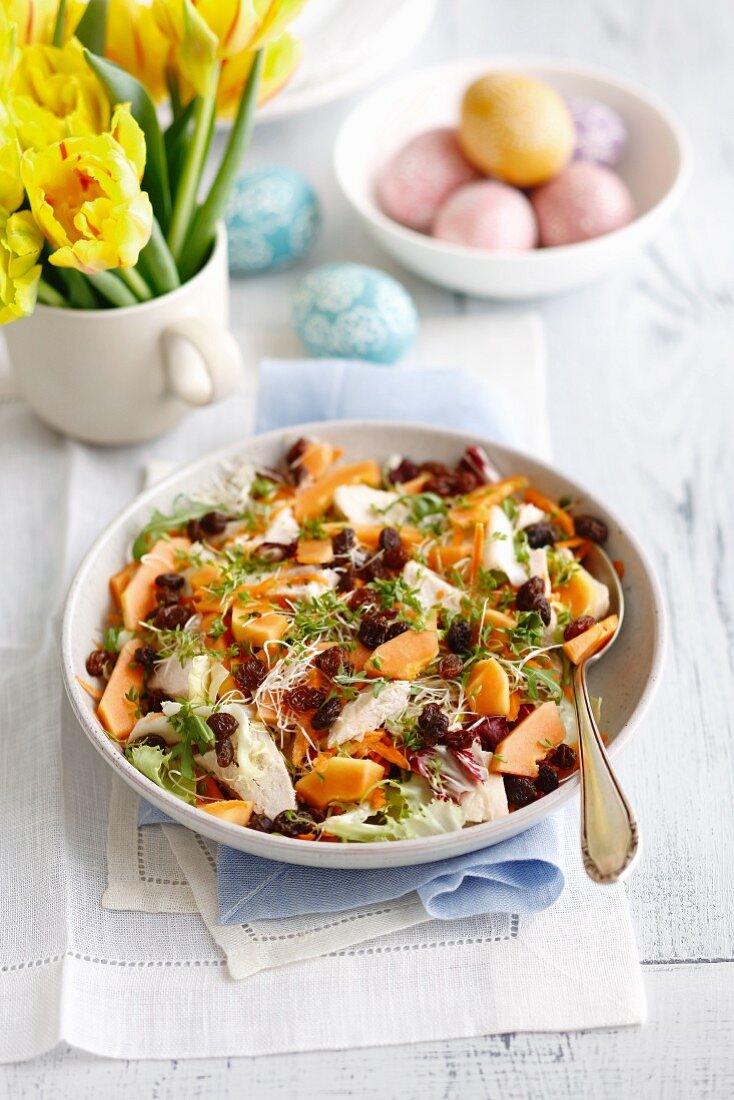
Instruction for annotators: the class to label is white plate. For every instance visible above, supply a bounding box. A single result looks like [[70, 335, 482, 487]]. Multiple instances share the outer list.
[[254, 0, 436, 124], [62, 421, 666, 868], [334, 57, 692, 298]]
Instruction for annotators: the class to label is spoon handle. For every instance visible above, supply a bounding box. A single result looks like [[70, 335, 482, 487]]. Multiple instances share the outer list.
[[573, 663, 640, 883]]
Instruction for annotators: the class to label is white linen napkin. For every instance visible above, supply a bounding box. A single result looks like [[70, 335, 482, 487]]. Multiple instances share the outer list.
[[0, 314, 646, 1064]]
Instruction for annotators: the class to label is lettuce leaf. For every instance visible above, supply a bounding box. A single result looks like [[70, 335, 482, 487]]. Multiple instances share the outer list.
[[321, 777, 466, 842], [127, 743, 197, 805]]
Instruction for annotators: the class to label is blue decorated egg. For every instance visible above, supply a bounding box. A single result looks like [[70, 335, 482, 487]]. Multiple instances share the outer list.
[[291, 263, 418, 364], [225, 165, 320, 275]]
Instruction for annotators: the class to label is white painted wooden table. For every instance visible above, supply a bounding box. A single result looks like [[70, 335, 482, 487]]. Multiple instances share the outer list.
[[6, 0, 734, 1095]]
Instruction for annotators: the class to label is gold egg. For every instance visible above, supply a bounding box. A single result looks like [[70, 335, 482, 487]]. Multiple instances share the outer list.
[[459, 72, 575, 187]]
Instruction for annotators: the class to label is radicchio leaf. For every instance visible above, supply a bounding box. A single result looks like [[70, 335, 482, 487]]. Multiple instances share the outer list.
[[408, 744, 488, 803], [459, 445, 501, 485]]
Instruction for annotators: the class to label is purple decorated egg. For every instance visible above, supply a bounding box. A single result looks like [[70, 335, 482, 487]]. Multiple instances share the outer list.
[[567, 96, 627, 166], [376, 128, 481, 233], [432, 180, 538, 251], [531, 162, 635, 247]]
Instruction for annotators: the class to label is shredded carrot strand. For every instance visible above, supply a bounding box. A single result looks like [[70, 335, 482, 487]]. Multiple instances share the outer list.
[[76, 676, 102, 702], [470, 522, 484, 586], [524, 488, 575, 537]]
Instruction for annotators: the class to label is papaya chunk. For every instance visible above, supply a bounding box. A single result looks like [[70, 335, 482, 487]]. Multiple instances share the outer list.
[[293, 461, 381, 522], [364, 630, 439, 680], [120, 536, 190, 629], [296, 538, 334, 565], [109, 562, 137, 609], [466, 657, 511, 716], [490, 701, 565, 778], [97, 640, 145, 741], [556, 564, 610, 620], [300, 440, 340, 480], [563, 615, 619, 665], [232, 610, 290, 648], [295, 757, 384, 811], [201, 799, 253, 826]]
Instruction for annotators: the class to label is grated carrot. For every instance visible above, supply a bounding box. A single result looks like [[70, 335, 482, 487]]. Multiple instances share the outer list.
[[470, 522, 485, 586], [76, 676, 102, 702], [524, 488, 575, 538], [613, 559, 625, 579]]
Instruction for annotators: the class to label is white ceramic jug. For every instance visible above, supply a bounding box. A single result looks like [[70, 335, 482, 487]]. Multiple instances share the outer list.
[[3, 224, 242, 444]]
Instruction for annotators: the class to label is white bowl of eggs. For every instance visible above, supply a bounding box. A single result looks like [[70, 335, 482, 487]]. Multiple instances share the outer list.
[[334, 57, 691, 299]]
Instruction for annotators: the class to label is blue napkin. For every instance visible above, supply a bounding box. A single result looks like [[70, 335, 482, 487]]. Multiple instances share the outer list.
[[141, 357, 565, 923]]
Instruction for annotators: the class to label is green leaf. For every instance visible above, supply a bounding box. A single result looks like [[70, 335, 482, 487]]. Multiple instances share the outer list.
[[164, 99, 197, 204], [74, 0, 108, 54], [131, 496, 219, 560], [127, 743, 197, 805], [84, 50, 172, 231], [179, 49, 264, 282]]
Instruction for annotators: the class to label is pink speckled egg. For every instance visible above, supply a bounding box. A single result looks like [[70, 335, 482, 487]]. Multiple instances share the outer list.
[[376, 128, 481, 233], [567, 96, 627, 166], [432, 180, 538, 251], [531, 162, 635, 247]]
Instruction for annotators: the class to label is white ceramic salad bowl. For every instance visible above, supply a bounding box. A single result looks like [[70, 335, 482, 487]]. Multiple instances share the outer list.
[[334, 57, 691, 299], [61, 422, 666, 868]]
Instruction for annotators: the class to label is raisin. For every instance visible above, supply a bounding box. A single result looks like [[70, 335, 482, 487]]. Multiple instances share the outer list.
[[384, 621, 409, 642], [285, 437, 307, 467], [438, 654, 464, 679], [134, 645, 158, 670], [259, 540, 298, 562], [444, 728, 473, 749], [315, 646, 353, 679], [187, 519, 203, 541], [536, 764, 559, 793], [420, 461, 451, 476], [359, 557, 391, 582], [272, 809, 318, 838], [550, 743, 577, 770], [85, 649, 111, 678], [446, 618, 472, 653], [249, 813, 275, 833], [332, 527, 356, 556], [284, 686, 326, 712], [311, 697, 343, 731], [564, 615, 597, 641], [378, 527, 402, 553], [472, 716, 509, 751], [207, 712, 238, 739], [155, 572, 184, 590], [233, 655, 267, 694], [358, 613, 390, 649], [348, 586, 376, 610], [423, 475, 456, 498], [136, 734, 168, 751], [516, 577, 552, 625], [388, 458, 419, 484], [200, 511, 228, 536], [503, 775, 539, 807], [454, 469, 479, 494], [417, 703, 450, 745], [574, 514, 608, 543], [337, 567, 357, 594], [152, 603, 189, 631], [140, 689, 170, 715], [524, 522, 558, 548], [156, 586, 181, 607], [384, 544, 410, 570], [215, 737, 235, 768]]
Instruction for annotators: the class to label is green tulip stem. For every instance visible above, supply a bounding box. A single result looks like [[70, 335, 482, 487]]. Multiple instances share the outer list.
[[140, 216, 181, 295], [179, 50, 263, 284], [167, 64, 220, 262], [88, 271, 138, 308], [37, 279, 69, 308], [52, 0, 68, 47], [117, 265, 154, 301]]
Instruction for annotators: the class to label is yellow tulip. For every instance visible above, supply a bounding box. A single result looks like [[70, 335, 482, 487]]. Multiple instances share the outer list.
[[105, 0, 171, 103], [152, 0, 218, 98], [0, 209, 43, 324], [217, 31, 300, 119], [1, 0, 58, 45], [193, 0, 306, 56], [110, 102, 146, 180], [8, 37, 110, 150], [21, 130, 153, 274], [0, 100, 24, 213]]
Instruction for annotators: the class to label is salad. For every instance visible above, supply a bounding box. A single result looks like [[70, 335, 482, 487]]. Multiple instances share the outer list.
[[81, 438, 619, 843]]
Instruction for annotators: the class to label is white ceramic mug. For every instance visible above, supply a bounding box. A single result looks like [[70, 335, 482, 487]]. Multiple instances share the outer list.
[[3, 223, 242, 444]]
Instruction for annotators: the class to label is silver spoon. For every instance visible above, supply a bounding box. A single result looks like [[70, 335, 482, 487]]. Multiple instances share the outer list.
[[570, 542, 640, 884]]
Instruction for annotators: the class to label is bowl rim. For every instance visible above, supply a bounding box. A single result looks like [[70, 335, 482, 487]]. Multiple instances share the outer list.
[[61, 419, 667, 867], [333, 54, 693, 264]]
